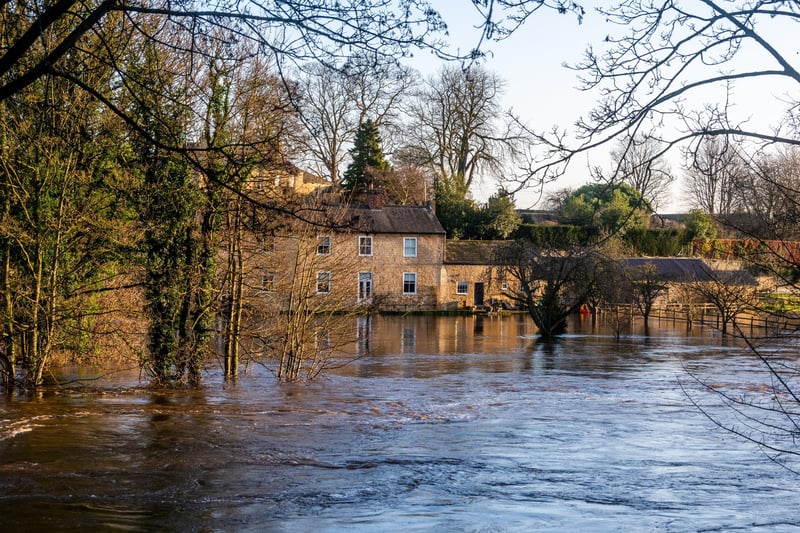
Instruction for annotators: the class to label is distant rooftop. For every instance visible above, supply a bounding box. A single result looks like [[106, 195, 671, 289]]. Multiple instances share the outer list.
[[444, 241, 511, 265], [348, 205, 446, 235]]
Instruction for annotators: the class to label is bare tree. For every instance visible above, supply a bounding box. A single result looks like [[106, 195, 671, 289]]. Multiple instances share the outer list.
[[689, 270, 762, 335], [684, 135, 746, 215], [401, 64, 526, 197], [237, 204, 365, 382], [627, 262, 669, 331], [522, 0, 800, 193], [732, 147, 800, 240], [296, 58, 413, 186], [295, 64, 353, 186], [604, 135, 674, 212]]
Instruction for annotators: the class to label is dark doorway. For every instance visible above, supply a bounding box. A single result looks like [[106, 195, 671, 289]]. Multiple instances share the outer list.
[[474, 282, 485, 307]]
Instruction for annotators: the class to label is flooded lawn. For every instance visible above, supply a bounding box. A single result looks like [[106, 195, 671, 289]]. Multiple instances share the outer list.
[[1, 314, 799, 531]]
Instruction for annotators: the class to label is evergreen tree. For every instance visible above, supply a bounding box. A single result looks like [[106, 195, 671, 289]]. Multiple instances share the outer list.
[[342, 119, 389, 194]]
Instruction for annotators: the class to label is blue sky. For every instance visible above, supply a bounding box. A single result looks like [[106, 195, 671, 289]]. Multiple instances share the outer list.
[[411, 2, 799, 213]]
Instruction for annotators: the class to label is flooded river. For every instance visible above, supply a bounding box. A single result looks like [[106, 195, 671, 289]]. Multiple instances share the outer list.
[[2, 314, 799, 531]]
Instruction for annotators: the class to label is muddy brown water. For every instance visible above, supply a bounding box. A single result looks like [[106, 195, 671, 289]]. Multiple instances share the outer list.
[[1, 314, 799, 531]]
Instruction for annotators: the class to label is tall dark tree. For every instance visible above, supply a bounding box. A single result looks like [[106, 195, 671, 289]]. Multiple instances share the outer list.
[[342, 119, 389, 195]]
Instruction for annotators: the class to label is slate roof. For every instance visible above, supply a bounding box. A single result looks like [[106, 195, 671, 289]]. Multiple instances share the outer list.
[[621, 257, 758, 285], [347, 206, 446, 235], [622, 258, 715, 281], [444, 241, 511, 265]]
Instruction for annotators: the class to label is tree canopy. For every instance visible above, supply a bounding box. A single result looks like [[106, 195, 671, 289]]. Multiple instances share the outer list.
[[557, 183, 652, 235]]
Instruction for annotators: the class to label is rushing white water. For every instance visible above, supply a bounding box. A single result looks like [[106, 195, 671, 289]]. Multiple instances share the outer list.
[[1, 314, 799, 532]]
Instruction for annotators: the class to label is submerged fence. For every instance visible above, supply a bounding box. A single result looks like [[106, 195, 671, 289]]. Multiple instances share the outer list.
[[594, 303, 800, 336]]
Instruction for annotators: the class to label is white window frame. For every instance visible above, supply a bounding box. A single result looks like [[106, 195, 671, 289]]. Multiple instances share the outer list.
[[317, 235, 331, 256], [456, 281, 469, 295], [358, 272, 373, 302], [501, 281, 509, 291], [403, 272, 417, 295], [403, 237, 418, 257], [316, 271, 332, 294], [358, 235, 373, 256]]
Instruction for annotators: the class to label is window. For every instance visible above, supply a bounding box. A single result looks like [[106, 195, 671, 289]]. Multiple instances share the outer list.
[[358, 236, 373, 256], [358, 272, 373, 302], [403, 272, 417, 295], [501, 281, 509, 291], [261, 237, 275, 252], [316, 271, 331, 294], [317, 235, 331, 255], [403, 237, 417, 257], [261, 272, 275, 292], [456, 281, 468, 295]]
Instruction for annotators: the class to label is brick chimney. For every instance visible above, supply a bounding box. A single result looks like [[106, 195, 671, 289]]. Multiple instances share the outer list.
[[366, 185, 384, 210]]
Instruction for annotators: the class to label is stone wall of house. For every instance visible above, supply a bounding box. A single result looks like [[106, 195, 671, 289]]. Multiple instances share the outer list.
[[368, 233, 444, 311], [440, 264, 518, 310]]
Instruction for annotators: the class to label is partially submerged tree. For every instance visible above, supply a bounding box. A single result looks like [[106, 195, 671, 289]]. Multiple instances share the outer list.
[[689, 270, 761, 335], [499, 241, 601, 338], [0, 48, 132, 388], [626, 262, 669, 331], [240, 204, 365, 382]]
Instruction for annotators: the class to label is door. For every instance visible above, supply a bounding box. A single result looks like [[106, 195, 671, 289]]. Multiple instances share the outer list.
[[474, 282, 485, 307], [358, 272, 373, 302]]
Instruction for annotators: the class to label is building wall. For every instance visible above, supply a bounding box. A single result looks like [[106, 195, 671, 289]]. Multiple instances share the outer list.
[[440, 264, 517, 310], [248, 230, 446, 311], [340, 232, 445, 311]]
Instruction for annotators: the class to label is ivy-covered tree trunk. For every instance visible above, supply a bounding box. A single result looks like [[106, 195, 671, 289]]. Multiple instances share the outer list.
[[141, 154, 199, 384]]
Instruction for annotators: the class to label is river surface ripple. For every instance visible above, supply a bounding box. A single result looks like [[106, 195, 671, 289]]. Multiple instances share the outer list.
[[1, 315, 799, 532]]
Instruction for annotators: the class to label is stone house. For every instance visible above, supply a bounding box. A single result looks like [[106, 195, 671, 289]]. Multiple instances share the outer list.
[[441, 241, 518, 310], [319, 201, 447, 311], [620, 257, 759, 307], [249, 196, 448, 312]]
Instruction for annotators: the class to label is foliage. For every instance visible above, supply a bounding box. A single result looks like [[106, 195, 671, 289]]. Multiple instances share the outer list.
[[342, 119, 390, 195], [512, 224, 596, 247], [0, 55, 133, 387], [475, 190, 522, 240], [622, 228, 689, 257], [435, 184, 522, 240], [433, 177, 479, 239], [684, 209, 718, 243], [557, 183, 652, 236]]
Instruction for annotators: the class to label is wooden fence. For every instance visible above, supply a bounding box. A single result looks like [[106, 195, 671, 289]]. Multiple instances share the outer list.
[[594, 303, 800, 335]]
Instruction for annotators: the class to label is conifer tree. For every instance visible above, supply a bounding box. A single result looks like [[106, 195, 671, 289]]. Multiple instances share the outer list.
[[342, 119, 389, 194]]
